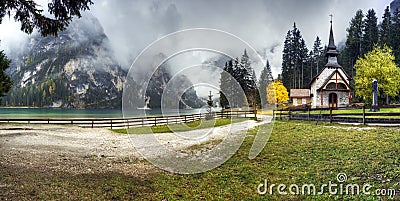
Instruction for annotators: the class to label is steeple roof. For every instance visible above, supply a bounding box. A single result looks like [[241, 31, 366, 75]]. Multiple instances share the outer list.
[[326, 18, 339, 57], [328, 23, 336, 50], [325, 16, 341, 68]]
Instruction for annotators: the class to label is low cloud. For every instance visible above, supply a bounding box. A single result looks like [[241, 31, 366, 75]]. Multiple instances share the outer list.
[[0, 0, 393, 79]]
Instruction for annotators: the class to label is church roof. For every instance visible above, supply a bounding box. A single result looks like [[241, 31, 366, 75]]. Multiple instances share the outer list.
[[316, 69, 352, 91], [310, 66, 351, 87], [290, 89, 311, 98]]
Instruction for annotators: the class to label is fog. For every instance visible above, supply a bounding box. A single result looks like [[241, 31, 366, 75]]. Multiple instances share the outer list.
[[0, 0, 393, 97]]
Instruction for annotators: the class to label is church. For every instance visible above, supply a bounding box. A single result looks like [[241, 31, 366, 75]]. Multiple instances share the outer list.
[[309, 20, 352, 108]]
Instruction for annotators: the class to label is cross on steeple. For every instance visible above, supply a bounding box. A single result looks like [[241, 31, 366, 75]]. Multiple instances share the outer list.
[[326, 14, 341, 67]]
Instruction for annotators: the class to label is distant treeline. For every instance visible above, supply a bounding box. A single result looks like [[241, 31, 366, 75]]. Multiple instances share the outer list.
[[219, 50, 273, 108]]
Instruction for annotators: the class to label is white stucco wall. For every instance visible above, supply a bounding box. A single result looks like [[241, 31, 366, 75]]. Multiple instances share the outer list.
[[310, 67, 351, 108]]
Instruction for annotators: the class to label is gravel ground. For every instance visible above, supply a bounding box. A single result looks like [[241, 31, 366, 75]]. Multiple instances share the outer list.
[[0, 116, 272, 176]]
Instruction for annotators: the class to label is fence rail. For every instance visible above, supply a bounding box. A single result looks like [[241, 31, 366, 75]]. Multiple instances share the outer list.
[[0, 110, 257, 129], [274, 106, 400, 125]]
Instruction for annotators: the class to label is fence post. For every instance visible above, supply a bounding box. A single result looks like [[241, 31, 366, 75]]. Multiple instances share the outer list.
[[308, 107, 311, 121], [254, 110, 257, 119], [127, 119, 129, 129], [363, 106, 366, 125], [320, 108, 323, 122], [273, 110, 275, 119], [92, 120, 94, 128], [184, 115, 187, 123], [330, 107, 333, 124], [166, 116, 169, 125], [245, 111, 247, 118], [288, 110, 291, 120], [154, 117, 157, 126], [142, 118, 144, 127], [48, 118, 50, 124], [110, 119, 113, 130]]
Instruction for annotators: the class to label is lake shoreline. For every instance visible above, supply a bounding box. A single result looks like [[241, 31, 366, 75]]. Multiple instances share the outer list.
[[0, 107, 205, 118]]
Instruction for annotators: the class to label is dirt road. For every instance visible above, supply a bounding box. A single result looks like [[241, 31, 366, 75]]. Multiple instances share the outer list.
[[0, 116, 272, 175]]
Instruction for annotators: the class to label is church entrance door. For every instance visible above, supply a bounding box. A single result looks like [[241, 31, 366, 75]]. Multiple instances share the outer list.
[[329, 93, 338, 108]]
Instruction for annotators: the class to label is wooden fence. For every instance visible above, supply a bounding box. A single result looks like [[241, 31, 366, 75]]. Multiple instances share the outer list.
[[274, 106, 400, 125], [0, 110, 257, 129]]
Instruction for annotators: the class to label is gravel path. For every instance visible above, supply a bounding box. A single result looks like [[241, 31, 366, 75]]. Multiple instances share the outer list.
[[0, 116, 272, 175]]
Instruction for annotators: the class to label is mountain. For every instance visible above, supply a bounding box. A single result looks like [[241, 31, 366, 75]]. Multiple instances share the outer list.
[[146, 66, 204, 109], [1, 15, 204, 109], [2, 16, 125, 108]]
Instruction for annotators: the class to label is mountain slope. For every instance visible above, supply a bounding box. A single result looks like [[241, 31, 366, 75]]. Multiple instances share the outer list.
[[2, 15, 204, 109], [2, 16, 125, 108]]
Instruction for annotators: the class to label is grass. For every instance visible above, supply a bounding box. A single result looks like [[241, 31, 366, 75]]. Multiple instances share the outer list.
[[2, 120, 400, 200], [112, 118, 252, 134]]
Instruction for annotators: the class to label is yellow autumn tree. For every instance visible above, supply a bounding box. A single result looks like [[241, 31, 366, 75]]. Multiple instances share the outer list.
[[354, 45, 400, 104], [266, 80, 289, 104]]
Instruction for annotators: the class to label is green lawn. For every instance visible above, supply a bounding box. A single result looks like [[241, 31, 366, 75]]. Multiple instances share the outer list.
[[2, 120, 400, 200], [139, 121, 400, 200], [112, 118, 251, 134]]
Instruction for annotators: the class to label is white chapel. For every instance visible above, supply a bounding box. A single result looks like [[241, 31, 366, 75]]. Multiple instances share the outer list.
[[310, 19, 352, 108]]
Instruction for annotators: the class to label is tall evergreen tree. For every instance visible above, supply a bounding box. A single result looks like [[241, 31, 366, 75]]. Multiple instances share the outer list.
[[362, 9, 379, 55], [391, 8, 400, 64], [258, 60, 274, 106], [346, 10, 364, 60], [380, 6, 392, 47], [291, 23, 301, 89], [219, 62, 231, 108], [343, 9, 364, 77], [239, 50, 257, 107], [281, 23, 309, 90], [0, 49, 12, 101], [281, 30, 293, 90], [240, 49, 257, 91], [299, 38, 309, 88], [311, 36, 324, 77]]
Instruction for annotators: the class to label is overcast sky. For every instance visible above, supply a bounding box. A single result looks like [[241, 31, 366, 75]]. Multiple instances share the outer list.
[[0, 0, 393, 80]]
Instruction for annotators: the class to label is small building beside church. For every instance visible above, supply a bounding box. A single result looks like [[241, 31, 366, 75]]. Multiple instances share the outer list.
[[290, 89, 311, 106], [310, 20, 352, 108]]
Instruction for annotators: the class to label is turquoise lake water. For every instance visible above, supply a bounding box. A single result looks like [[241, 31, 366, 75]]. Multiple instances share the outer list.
[[0, 108, 203, 118]]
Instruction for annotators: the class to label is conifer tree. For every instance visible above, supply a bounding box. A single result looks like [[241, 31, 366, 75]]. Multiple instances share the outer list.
[[345, 9, 364, 63], [311, 36, 324, 76], [362, 9, 379, 55], [281, 30, 293, 90], [0, 49, 12, 102], [258, 60, 274, 106], [380, 6, 392, 47], [391, 9, 400, 64], [281, 23, 309, 90]]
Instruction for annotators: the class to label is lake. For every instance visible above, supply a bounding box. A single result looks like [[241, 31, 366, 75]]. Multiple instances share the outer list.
[[0, 108, 205, 118]]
